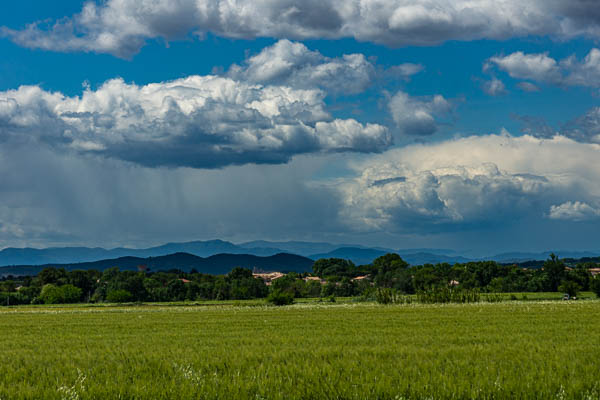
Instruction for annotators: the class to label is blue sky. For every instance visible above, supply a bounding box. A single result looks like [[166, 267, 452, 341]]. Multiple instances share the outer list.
[[1, 0, 599, 254]]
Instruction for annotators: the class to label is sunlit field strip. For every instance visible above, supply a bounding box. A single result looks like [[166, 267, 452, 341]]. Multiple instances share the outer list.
[[1, 301, 600, 399]]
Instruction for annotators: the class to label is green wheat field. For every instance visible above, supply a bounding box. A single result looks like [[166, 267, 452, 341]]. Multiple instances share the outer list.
[[1, 300, 600, 399]]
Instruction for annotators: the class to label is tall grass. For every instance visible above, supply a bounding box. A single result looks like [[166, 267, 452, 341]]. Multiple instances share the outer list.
[[416, 287, 481, 304], [1, 301, 600, 399]]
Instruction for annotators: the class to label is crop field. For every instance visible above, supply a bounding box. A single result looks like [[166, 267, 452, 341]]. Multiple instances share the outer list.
[[1, 301, 600, 399]]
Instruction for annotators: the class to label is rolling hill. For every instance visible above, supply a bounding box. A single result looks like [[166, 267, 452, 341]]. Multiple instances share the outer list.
[[0, 240, 286, 266], [0, 252, 314, 277]]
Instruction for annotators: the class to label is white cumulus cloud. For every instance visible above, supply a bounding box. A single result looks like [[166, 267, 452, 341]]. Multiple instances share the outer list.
[[226, 39, 375, 95], [0, 76, 391, 168], [488, 48, 600, 88]]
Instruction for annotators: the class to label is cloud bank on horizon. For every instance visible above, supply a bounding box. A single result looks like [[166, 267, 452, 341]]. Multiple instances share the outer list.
[[1, 0, 600, 252], [340, 134, 600, 231]]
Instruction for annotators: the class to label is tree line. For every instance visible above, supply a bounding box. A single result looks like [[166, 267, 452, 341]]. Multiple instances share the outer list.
[[1, 253, 599, 305]]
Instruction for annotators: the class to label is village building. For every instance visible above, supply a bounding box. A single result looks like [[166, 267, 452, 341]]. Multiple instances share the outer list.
[[351, 275, 370, 282], [252, 272, 285, 286]]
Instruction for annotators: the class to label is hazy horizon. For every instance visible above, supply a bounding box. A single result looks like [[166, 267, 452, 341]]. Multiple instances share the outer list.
[[1, 237, 599, 260]]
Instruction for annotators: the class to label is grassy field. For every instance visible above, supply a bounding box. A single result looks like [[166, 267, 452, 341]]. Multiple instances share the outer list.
[[1, 300, 600, 399]]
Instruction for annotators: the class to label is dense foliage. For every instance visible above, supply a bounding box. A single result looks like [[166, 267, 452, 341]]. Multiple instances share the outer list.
[[1, 253, 599, 305]]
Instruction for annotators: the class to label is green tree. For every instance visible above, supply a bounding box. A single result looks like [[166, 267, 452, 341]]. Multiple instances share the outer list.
[[196, 282, 216, 300], [213, 277, 230, 300], [18, 285, 40, 302], [568, 264, 592, 291], [312, 258, 357, 278], [37, 267, 67, 286], [373, 253, 409, 273], [39, 284, 82, 304], [590, 276, 600, 298], [185, 281, 202, 301], [226, 267, 268, 299], [543, 253, 566, 291], [558, 280, 581, 298], [372, 254, 409, 288], [412, 265, 441, 291], [61, 284, 83, 303], [166, 279, 187, 301], [67, 270, 98, 301], [334, 277, 357, 297], [320, 281, 337, 297], [0, 280, 16, 292], [121, 273, 148, 301], [271, 273, 301, 296], [227, 267, 253, 280]]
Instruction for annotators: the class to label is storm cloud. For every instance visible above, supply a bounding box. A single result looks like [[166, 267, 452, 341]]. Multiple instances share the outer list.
[[0, 145, 345, 249]]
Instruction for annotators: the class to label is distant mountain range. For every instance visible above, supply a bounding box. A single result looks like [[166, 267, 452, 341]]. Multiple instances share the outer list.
[[483, 251, 600, 263], [0, 239, 598, 276], [513, 256, 600, 268], [0, 252, 314, 277], [0, 239, 382, 266], [0, 240, 271, 266]]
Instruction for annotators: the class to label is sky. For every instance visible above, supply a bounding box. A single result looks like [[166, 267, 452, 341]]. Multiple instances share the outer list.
[[0, 0, 600, 255]]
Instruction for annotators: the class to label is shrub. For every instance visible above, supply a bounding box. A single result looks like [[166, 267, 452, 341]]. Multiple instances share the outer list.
[[266, 290, 294, 306], [106, 289, 133, 303]]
